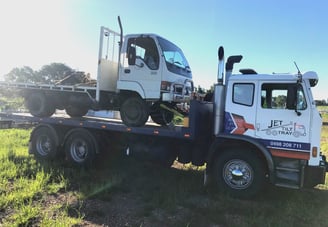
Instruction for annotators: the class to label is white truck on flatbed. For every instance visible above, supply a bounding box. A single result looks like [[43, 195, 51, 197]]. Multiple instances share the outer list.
[[0, 17, 193, 127], [1, 44, 326, 198]]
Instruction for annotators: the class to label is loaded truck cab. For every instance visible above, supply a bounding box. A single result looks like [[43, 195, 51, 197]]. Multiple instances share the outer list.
[[96, 23, 193, 127], [119, 34, 193, 102]]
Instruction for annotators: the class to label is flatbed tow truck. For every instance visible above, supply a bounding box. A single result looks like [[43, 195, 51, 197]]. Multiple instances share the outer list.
[[1, 46, 327, 198]]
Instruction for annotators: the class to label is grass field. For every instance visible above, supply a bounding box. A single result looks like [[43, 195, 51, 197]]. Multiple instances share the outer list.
[[0, 125, 328, 226]]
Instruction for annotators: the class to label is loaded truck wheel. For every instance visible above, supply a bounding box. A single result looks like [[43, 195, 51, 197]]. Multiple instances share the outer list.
[[150, 103, 174, 126], [25, 93, 55, 117], [65, 105, 89, 118], [30, 125, 60, 160], [64, 128, 98, 167], [120, 96, 149, 127], [213, 149, 265, 198]]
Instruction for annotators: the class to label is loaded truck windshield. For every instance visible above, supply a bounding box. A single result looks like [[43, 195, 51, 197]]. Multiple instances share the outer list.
[[157, 36, 192, 78]]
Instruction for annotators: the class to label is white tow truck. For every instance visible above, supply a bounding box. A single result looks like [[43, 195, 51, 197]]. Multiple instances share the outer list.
[[0, 46, 326, 198], [0, 17, 193, 127]]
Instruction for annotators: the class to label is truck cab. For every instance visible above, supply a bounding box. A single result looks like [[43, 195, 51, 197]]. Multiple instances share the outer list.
[[120, 34, 193, 102], [97, 26, 193, 127], [224, 71, 322, 168]]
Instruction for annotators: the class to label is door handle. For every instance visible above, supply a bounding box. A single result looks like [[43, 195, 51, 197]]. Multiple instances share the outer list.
[[124, 69, 131, 73]]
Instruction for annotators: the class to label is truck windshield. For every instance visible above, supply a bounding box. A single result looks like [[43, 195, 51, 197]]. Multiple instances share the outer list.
[[157, 37, 192, 78]]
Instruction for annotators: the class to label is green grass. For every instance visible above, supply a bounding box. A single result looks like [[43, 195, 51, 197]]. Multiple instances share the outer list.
[[318, 105, 328, 123], [0, 128, 328, 226], [0, 129, 82, 226]]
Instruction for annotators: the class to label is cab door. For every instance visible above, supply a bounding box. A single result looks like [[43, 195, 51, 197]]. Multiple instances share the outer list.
[[118, 36, 162, 99], [224, 82, 258, 137], [255, 82, 311, 157]]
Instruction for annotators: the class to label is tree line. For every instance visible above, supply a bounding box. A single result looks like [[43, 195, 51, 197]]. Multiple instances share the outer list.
[[4, 63, 91, 84]]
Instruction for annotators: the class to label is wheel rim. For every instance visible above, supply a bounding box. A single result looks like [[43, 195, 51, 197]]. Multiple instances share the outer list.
[[70, 139, 88, 163], [36, 135, 52, 156], [222, 159, 253, 190]]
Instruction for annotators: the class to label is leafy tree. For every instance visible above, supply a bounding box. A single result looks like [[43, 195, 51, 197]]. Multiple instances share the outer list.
[[37, 63, 74, 83], [4, 66, 37, 83], [315, 99, 327, 106], [4, 63, 74, 83], [274, 95, 287, 108]]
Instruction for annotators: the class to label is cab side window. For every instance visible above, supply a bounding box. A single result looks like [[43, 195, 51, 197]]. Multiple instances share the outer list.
[[233, 83, 254, 106], [261, 83, 307, 110], [127, 37, 159, 70]]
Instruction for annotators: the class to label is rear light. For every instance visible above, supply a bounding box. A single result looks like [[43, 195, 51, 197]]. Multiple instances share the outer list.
[[161, 81, 171, 91]]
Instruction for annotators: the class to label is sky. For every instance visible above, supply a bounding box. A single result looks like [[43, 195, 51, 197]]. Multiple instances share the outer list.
[[0, 0, 327, 100]]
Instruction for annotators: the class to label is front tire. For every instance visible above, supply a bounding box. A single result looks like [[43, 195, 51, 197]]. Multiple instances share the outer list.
[[65, 105, 89, 118], [120, 96, 149, 127], [150, 103, 174, 126], [213, 149, 265, 198]]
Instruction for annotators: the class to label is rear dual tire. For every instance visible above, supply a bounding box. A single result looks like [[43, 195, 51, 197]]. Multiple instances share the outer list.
[[30, 125, 60, 160], [64, 129, 98, 167], [25, 93, 55, 117]]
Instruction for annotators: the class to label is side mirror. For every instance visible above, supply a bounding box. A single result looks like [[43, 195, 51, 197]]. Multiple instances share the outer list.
[[287, 84, 302, 116], [128, 46, 136, 65]]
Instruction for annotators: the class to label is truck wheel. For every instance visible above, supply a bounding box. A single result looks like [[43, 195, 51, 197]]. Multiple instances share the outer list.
[[25, 93, 55, 117], [30, 125, 60, 160], [150, 108, 174, 126], [213, 149, 265, 198], [66, 105, 89, 118], [64, 129, 98, 167], [120, 97, 149, 127]]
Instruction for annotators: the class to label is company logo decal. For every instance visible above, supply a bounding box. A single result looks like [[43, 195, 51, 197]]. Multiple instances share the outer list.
[[224, 112, 255, 134], [259, 120, 306, 138]]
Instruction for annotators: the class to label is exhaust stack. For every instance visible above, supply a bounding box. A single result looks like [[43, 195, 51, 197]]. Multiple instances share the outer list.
[[217, 46, 225, 84], [225, 55, 243, 84]]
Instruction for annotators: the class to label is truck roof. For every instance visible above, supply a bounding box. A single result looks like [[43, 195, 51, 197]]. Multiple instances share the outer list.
[[229, 71, 318, 86]]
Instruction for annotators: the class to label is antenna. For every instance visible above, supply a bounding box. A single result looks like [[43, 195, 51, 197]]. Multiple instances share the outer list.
[[294, 61, 302, 82], [294, 61, 301, 75], [118, 16, 123, 49]]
